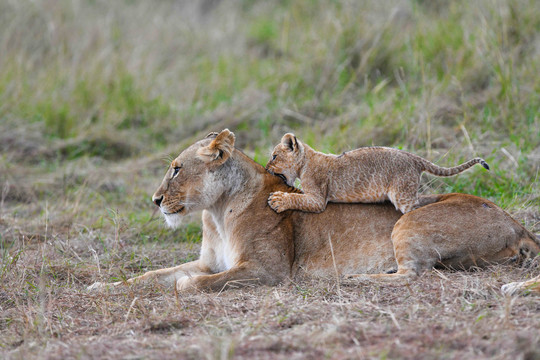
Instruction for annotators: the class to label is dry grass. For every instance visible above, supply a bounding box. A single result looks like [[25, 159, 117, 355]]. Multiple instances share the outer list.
[[1, 0, 539, 358], [1, 147, 538, 358], [2, 233, 540, 359]]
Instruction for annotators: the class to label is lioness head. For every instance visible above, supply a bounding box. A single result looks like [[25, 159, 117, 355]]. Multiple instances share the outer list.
[[265, 133, 305, 187], [152, 129, 236, 228]]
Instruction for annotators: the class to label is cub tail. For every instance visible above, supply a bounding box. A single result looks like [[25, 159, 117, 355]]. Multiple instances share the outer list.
[[422, 157, 490, 177]]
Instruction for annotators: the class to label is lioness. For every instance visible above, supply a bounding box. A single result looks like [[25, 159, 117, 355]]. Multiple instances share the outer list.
[[266, 133, 489, 214], [88, 129, 539, 292]]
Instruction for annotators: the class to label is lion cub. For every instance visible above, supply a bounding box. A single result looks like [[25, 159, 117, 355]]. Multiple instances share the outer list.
[[265, 133, 489, 214]]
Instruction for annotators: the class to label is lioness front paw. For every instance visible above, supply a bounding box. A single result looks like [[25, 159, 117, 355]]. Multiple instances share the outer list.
[[268, 191, 288, 213], [176, 276, 198, 293], [87, 282, 105, 291], [87, 280, 122, 291], [501, 282, 521, 296]]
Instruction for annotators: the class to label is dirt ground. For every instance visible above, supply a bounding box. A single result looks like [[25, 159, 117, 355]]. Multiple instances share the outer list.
[[2, 229, 540, 359]]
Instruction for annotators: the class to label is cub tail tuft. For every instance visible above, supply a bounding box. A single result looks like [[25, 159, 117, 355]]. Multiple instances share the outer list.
[[422, 157, 491, 177], [479, 159, 490, 171]]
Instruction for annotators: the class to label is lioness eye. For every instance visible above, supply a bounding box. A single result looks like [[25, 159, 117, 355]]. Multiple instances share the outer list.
[[272, 154, 277, 161], [173, 166, 181, 176]]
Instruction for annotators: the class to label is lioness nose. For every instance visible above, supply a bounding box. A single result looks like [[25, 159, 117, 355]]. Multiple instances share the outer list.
[[152, 195, 163, 207]]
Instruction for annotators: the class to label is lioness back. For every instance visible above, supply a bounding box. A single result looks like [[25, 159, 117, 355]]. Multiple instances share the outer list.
[[266, 133, 489, 214]]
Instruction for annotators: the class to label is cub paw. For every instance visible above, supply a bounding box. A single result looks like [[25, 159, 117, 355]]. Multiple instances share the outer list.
[[268, 191, 288, 213]]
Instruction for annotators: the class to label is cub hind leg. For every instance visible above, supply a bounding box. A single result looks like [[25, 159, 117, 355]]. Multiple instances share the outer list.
[[387, 179, 421, 214]]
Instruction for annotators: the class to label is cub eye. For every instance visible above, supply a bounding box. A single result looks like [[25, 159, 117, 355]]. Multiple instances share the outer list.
[[272, 154, 277, 161], [173, 165, 182, 176]]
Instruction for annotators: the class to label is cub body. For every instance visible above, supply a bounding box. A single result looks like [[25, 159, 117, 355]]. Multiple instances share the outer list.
[[266, 133, 489, 214]]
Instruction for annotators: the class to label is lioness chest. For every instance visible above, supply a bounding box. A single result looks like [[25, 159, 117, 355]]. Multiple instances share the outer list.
[[209, 213, 238, 272]]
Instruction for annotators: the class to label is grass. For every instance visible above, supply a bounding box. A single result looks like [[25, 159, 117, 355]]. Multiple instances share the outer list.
[[0, 0, 539, 358]]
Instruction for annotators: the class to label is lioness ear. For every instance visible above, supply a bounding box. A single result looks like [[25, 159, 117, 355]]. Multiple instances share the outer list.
[[205, 132, 219, 139], [197, 129, 236, 164], [281, 133, 300, 152]]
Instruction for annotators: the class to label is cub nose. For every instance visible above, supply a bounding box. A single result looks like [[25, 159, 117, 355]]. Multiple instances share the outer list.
[[152, 195, 163, 207]]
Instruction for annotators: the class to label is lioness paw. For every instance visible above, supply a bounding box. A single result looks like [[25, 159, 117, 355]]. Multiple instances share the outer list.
[[176, 276, 198, 293], [87, 282, 105, 291], [87, 281, 122, 291], [501, 282, 521, 296], [268, 192, 287, 213]]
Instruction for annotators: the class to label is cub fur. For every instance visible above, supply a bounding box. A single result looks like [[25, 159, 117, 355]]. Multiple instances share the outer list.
[[265, 133, 489, 214]]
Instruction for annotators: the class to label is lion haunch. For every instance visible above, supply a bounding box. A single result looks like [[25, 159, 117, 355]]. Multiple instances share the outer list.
[[265, 133, 490, 214]]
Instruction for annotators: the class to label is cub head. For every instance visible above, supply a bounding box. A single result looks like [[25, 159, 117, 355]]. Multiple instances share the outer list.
[[265, 133, 305, 187], [152, 129, 236, 228]]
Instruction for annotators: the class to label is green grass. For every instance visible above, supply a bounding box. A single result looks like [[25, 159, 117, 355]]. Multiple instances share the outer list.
[[0, 0, 538, 243]]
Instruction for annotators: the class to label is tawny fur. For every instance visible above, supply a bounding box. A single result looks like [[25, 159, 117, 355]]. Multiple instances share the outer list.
[[87, 129, 538, 293], [265, 133, 490, 214], [502, 274, 540, 296]]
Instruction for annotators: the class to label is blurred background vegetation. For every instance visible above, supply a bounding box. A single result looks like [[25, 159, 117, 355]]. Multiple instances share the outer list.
[[1, 2, 539, 356], [0, 0, 539, 251]]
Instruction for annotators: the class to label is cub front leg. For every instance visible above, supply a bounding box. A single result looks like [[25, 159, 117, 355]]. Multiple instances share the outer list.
[[268, 191, 327, 213]]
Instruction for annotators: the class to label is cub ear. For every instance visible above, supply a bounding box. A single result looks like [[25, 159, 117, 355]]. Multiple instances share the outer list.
[[281, 133, 300, 152], [197, 129, 236, 164]]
